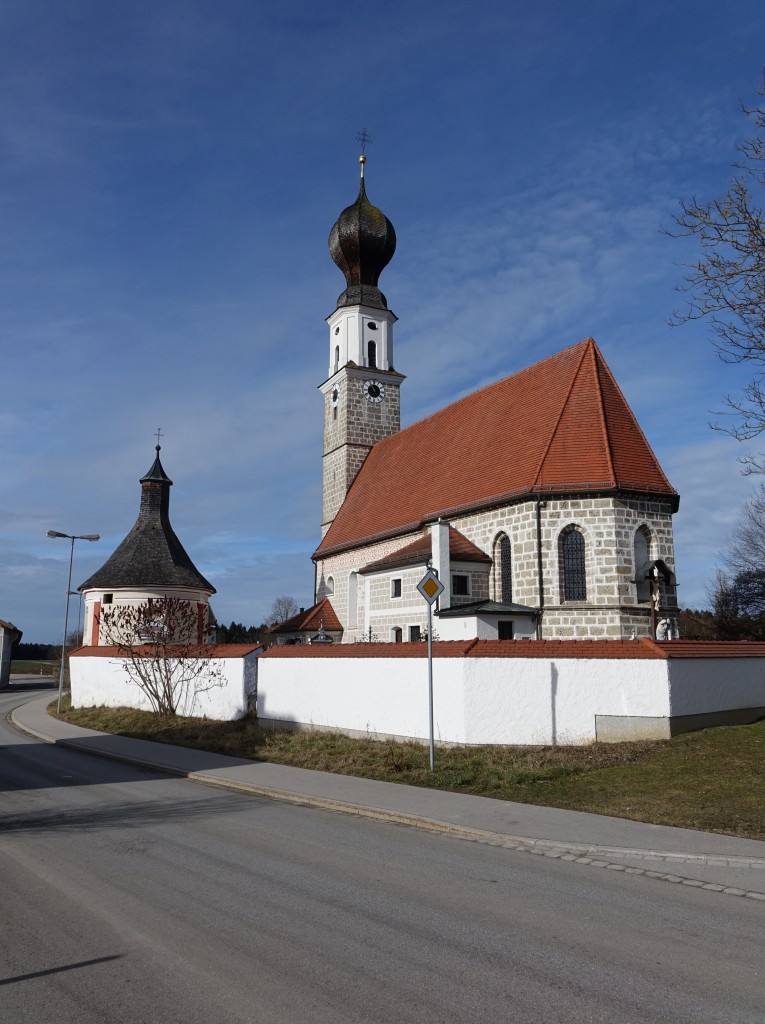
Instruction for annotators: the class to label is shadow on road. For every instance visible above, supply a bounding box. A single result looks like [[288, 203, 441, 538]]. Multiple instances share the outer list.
[[0, 791, 264, 835]]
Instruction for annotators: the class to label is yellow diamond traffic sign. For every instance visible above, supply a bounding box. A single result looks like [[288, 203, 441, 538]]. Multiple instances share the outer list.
[[417, 569, 444, 605]]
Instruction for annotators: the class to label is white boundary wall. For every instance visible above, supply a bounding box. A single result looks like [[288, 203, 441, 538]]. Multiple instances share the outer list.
[[257, 650, 765, 745], [71, 651, 259, 720]]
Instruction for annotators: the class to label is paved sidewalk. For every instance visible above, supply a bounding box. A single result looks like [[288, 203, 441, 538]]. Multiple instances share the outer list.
[[10, 692, 765, 902]]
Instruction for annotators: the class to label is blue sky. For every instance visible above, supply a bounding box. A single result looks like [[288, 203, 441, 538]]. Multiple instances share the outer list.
[[2, 0, 764, 642]]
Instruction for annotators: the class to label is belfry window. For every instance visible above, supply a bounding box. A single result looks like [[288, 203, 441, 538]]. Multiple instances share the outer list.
[[334, 346, 340, 373], [367, 340, 377, 369], [634, 527, 652, 602], [561, 527, 587, 602]]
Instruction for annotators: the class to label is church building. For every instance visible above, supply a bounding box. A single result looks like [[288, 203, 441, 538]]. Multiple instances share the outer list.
[[306, 155, 679, 644]]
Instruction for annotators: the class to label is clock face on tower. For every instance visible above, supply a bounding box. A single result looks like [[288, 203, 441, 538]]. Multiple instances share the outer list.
[[363, 379, 386, 403]]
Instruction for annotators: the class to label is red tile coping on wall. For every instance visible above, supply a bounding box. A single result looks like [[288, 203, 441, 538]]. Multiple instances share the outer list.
[[70, 643, 263, 658], [261, 639, 765, 660]]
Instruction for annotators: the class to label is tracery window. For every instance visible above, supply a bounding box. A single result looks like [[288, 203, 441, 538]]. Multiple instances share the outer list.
[[560, 527, 587, 602], [496, 534, 512, 603]]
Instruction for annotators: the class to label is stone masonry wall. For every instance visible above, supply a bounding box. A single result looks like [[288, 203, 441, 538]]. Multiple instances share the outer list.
[[316, 494, 677, 642]]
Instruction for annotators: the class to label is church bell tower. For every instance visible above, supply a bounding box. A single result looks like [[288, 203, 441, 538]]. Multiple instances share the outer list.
[[320, 153, 404, 536]]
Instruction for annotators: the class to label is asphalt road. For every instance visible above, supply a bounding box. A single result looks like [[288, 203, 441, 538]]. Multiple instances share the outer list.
[[1, 684, 763, 1023]]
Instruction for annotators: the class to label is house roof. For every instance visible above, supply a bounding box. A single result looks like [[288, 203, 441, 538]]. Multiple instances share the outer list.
[[272, 597, 343, 635], [358, 527, 491, 575], [79, 447, 215, 594], [315, 338, 678, 559]]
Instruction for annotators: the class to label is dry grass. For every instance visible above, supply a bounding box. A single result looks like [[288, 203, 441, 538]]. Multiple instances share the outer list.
[[56, 701, 765, 841]]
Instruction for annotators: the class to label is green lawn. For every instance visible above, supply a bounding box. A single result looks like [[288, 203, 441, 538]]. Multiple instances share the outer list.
[[11, 660, 56, 675], [55, 701, 765, 842]]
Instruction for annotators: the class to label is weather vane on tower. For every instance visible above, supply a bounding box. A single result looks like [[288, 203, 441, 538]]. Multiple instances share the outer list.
[[356, 128, 372, 178]]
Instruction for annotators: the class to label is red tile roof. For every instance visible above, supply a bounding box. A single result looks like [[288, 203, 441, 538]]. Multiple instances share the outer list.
[[359, 527, 491, 574], [315, 339, 677, 558], [71, 643, 263, 658], [271, 597, 343, 635], [260, 639, 765, 660]]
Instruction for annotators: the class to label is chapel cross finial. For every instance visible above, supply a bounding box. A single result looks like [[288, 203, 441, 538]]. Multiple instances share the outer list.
[[356, 128, 372, 154], [155, 427, 163, 449]]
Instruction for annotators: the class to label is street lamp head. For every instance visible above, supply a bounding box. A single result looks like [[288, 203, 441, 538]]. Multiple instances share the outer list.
[[47, 531, 100, 541]]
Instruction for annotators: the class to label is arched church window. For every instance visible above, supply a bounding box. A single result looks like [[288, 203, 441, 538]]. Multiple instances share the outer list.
[[367, 340, 377, 369], [326, 575, 334, 596], [634, 527, 652, 602], [494, 534, 512, 603], [560, 527, 587, 602]]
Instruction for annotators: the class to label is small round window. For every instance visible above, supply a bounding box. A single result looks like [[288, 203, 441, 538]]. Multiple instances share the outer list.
[[334, 326, 340, 335], [367, 321, 378, 330]]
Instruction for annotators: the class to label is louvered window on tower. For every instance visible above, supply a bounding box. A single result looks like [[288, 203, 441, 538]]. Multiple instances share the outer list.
[[561, 528, 587, 602]]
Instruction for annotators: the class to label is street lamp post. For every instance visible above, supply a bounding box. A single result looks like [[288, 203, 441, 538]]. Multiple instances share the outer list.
[[47, 531, 100, 714]]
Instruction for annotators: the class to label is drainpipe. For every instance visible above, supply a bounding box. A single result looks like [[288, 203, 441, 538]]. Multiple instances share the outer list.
[[536, 494, 545, 639]]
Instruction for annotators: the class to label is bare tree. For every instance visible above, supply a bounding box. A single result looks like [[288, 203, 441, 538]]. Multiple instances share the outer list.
[[100, 597, 222, 716], [725, 482, 765, 576], [669, 73, 765, 466], [269, 595, 298, 625]]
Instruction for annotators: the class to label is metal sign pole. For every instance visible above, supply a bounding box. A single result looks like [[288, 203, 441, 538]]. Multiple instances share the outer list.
[[417, 568, 443, 774], [427, 600, 434, 771]]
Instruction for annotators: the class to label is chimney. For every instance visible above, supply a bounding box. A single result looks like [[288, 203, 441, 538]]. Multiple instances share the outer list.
[[431, 520, 451, 610]]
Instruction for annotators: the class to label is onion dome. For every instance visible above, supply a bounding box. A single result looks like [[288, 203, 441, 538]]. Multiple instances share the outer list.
[[78, 446, 215, 594], [329, 155, 396, 311]]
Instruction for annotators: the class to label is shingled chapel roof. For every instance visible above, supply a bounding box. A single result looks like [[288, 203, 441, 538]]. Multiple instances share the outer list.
[[79, 447, 215, 594], [315, 338, 677, 559]]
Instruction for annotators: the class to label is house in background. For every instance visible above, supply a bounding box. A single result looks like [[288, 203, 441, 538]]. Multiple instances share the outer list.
[[0, 619, 22, 689], [271, 598, 343, 645], [303, 156, 678, 643]]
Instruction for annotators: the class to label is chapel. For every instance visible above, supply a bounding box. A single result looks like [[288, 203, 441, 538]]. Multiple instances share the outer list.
[[302, 155, 679, 643], [78, 445, 216, 646]]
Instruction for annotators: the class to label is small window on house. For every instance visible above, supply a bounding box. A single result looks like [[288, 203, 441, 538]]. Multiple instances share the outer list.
[[560, 527, 587, 602], [452, 574, 470, 596], [498, 620, 513, 640], [103, 593, 113, 605], [391, 578, 402, 598], [326, 576, 334, 596], [391, 626, 403, 643], [409, 625, 421, 642], [367, 340, 377, 368]]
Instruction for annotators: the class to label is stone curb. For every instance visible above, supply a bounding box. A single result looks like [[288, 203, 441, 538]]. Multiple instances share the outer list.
[[10, 705, 765, 904]]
